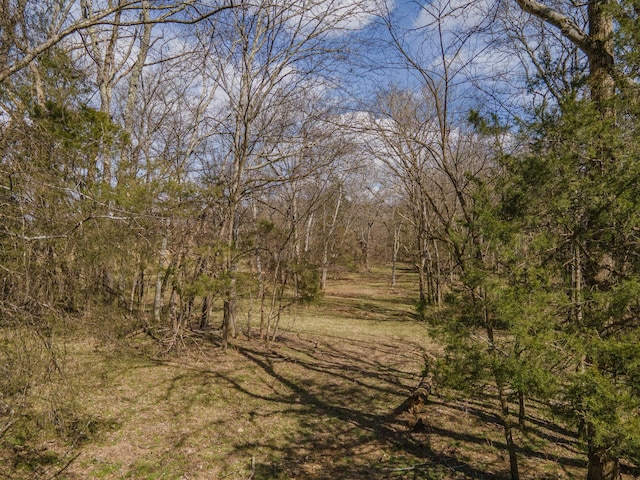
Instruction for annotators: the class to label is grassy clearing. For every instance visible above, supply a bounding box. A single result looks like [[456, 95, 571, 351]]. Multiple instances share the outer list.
[[3, 267, 635, 479]]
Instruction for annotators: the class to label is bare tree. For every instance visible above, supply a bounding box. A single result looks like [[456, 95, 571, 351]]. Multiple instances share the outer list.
[[204, 0, 375, 348]]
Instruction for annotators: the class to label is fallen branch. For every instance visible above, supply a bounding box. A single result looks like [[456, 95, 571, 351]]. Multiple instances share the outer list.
[[45, 452, 81, 480]]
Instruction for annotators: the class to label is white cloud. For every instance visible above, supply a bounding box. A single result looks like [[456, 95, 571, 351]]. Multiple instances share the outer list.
[[284, 0, 394, 35], [414, 0, 491, 32]]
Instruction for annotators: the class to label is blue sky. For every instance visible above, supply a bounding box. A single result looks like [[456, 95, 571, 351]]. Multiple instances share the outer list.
[[335, 0, 520, 122]]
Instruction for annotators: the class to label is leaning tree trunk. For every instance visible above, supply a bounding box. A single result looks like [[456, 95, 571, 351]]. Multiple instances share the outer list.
[[513, 0, 614, 105]]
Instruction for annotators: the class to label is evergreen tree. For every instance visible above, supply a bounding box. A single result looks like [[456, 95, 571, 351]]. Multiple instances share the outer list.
[[434, 158, 563, 480], [502, 96, 640, 480]]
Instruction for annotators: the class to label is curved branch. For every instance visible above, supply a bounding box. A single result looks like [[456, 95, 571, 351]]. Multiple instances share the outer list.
[[514, 0, 591, 54]]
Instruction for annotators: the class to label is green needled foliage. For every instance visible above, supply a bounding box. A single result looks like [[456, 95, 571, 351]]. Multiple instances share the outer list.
[[497, 95, 640, 476], [434, 93, 640, 478], [433, 158, 564, 479]]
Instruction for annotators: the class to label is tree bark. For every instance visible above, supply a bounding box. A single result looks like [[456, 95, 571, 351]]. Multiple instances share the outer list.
[[320, 187, 342, 291], [587, 442, 621, 480], [121, 0, 152, 175], [391, 222, 401, 287], [518, 391, 526, 433], [486, 302, 520, 480], [513, 0, 614, 103], [587, 0, 614, 104], [200, 294, 211, 330], [498, 381, 520, 480], [153, 237, 169, 323]]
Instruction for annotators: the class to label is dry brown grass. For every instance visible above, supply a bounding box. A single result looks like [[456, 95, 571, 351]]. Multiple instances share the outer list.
[[5, 268, 639, 480]]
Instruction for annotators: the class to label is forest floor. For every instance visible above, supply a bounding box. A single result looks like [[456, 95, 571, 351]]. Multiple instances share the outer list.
[[5, 268, 639, 480]]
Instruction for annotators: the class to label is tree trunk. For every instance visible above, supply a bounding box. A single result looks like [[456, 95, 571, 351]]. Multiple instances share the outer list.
[[128, 272, 137, 314], [153, 237, 168, 323], [123, 1, 151, 136], [222, 266, 238, 349], [169, 287, 179, 332], [259, 285, 267, 341], [320, 246, 329, 291], [84, 1, 122, 184], [391, 223, 400, 287], [417, 256, 427, 314], [138, 269, 146, 315], [417, 233, 429, 316], [290, 191, 301, 297], [320, 189, 342, 291], [252, 201, 266, 341], [246, 292, 253, 339], [200, 294, 211, 330], [587, 0, 614, 104], [424, 243, 436, 305], [486, 303, 520, 480], [572, 242, 584, 326], [222, 190, 239, 348], [222, 299, 232, 349], [513, 0, 615, 104], [29, 62, 45, 107], [121, 0, 152, 175], [498, 382, 520, 480], [518, 391, 526, 433], [304, 212, 314, 254], [433, 239, 443, 307], [587, 443, 621, 480]]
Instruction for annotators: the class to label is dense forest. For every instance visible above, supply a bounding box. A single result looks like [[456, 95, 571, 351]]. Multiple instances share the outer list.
[[1, 1, 640, 479]]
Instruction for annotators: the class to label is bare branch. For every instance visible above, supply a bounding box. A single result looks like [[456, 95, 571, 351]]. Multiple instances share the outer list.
[[0, 1, 234, 83], [513, 0, 590, 53]]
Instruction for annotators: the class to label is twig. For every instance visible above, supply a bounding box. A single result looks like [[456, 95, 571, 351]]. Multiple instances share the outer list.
[[218, 468, 243, 479], [44, 452, 81, 480], [218, 456, 256, 480], [443, 459, 467, 471], [0, 418, 17, 439]]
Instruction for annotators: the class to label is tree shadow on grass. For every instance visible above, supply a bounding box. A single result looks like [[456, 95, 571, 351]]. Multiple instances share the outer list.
[[231, 342, 505, 480], [441, 398, 583, 456], [200, 334, 590, 480], [100, 331, 601, 480], [321, 295, 421, 322]]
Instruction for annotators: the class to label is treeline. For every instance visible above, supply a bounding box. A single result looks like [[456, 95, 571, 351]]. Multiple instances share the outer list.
[[2, 1, 640, 480]]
